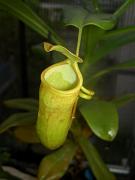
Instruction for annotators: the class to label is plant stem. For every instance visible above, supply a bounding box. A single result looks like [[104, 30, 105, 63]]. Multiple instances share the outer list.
[[76, 28, 82, 56], [113, 0, 135, 19], [92, 0, 101, 13]]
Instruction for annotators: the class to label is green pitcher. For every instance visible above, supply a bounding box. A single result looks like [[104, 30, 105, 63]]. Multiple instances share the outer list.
[[36, 43, 94, 149]]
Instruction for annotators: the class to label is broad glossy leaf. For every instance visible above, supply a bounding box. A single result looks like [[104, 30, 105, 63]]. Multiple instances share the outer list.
[[79, 100, 119, 141], [78, 136, 116, 180], [90, 58, 135, 81], [0, 0, 63, 44], [14, 125, 40, 143], [38, 140, 77, 180], [0, 112, 37, 134], [112, 93, 135, 108], [4, 98, 38, 111], [64, 7, 88, 29], [92, 26, 135, 64], [64, 6, 116, 30]]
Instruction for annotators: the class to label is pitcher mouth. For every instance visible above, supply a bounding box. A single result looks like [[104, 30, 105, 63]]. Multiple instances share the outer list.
[[41, 60, 83, 95]]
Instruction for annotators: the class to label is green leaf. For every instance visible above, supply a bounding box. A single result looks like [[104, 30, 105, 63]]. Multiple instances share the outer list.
[[85, 14, 116, 30], [38, 140, 77, 180], [113, 0, 135, 19], [0, 0, 63, 44], [112, 93, 135, 108], [90, 58, 135, 81], [0, 167, 21, 180], [103, 26, 135, 39], [0, 112, 37, 134], [92, 26, 135, 64], [79, 100, 119, 141], [4, 98, 38, 111], [78, 136, 116, 180], [64, 7, 88, 29], [14, 125, 40, 143], [64, 6, 116, 30], [80, 26, 105, 77]]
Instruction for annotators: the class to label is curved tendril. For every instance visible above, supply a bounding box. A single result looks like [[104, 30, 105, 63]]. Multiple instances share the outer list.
[[79, 92, 93, 100], [81, 86, 95, 96]]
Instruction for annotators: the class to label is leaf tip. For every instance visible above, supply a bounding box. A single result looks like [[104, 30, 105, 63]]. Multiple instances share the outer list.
[[107, 128, 118, 141]]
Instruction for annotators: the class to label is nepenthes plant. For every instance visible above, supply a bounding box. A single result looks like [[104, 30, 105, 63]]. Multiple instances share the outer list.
[[0, 0, 135, 179]]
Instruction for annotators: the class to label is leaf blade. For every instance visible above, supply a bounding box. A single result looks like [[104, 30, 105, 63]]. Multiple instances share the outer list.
[[4, 98, 38, 111], [0, 167, 21, 180], [113, 0, 135, 19], [79, 100, 119, 141], [78, 136, 116, 180], [38, 140, 77, 180], [80, 26, 105, 78], [64, 6, 88, 28], [112, 93, 135, 108], [90, 58, 135, 81], [92, 26, 135, 64], [0, 112, 37, 134], [0, 0, 63, 44], [84, 14, 116, 30], [64, 6, 116, 30], [14, 125, 40, 143]]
